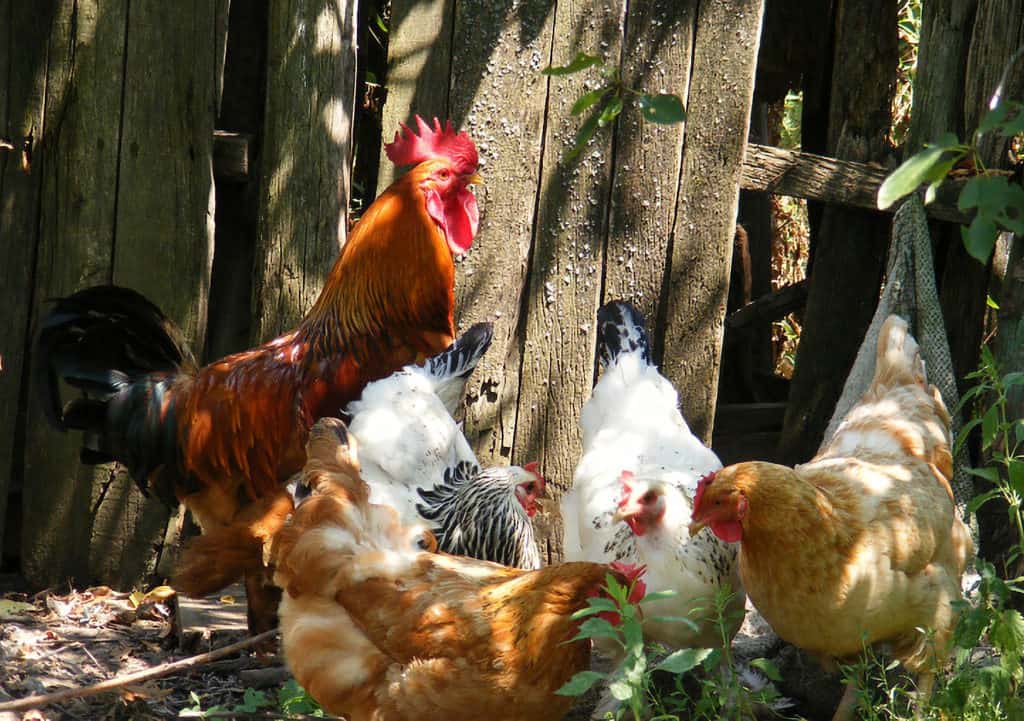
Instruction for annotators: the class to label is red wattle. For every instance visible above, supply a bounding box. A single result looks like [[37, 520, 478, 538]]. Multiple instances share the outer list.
[[710, 520, 743, 543]]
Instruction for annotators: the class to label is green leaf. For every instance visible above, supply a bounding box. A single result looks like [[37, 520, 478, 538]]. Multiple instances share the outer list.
[[654, 647, 714, 674], [967, 488, 1002, 514], [987, 294, 1002, 310], [236, 688, 271, 713], [638, 93, 686, 124], [638, 590, 679, 604], [982, 404, 1000, 450], [1009, 461, 1024, 495], [961, 217, 999, 265], [622, 617, 645, 657], [571, 597, 621, 619], [556, 670, 606, 697], [979, 101, 1011, 134], [598, 95, 624, 127], [966, 466, 1000, 483], [647, 615, 700, 631], [959, 175, 1011, 216], [566, 108, 602, 161], [608, 680, 635, 701], [1004, 372, 1024, 387], [749, 657, 784, 682], [1015, 419, 1024, 444], [542, 51, 603, 76], [570, 616, 621, 643], [572, 88, 610, 116], [878, 145, 954, 210]]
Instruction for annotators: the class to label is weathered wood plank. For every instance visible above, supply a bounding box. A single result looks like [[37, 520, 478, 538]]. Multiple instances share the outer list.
[[513, 0, 625, 562], [740, 143, 970, 224], [777, 0, 897, 465], [252, 0, 357, 341], [99, 0, 225, 587], [603, 0, 695, 343], [446, 0, 555, 471], [0, 0, 54, 566], [725, 279, 808, 331], [661, 0, 765, 444], [21, 0, 127, 586], [905, 0, 975, 155], [376, 0, 453, 192]]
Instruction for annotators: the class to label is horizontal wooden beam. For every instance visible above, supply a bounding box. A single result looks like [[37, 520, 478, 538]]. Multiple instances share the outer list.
[[726, 279, 808, 332], [740, 143, 970, 224], [208, 133, 971, 224]]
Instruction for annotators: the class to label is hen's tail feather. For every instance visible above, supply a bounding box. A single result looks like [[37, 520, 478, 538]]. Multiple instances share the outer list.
[[873, 315, 926, 390], [596, 300, 652, 368], [174, 489, 295, 597], [34, 285, 195, 503], [422, 322, 493, 412]]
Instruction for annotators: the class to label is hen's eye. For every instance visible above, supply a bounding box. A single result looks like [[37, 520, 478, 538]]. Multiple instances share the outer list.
[[438, 169, 450, 180], [416, 536, 430, 549]]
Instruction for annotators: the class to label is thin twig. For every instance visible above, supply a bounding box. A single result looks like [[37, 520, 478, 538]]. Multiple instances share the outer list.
[[183, 712, 342, 720], [0, 629, 278, 712]]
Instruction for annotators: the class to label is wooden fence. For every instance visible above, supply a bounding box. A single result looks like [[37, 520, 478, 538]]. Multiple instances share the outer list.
[[0, 0, 1013, 589]]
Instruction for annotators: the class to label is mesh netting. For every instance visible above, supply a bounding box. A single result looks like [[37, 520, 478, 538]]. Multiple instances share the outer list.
[[821, 195, 974, 519]]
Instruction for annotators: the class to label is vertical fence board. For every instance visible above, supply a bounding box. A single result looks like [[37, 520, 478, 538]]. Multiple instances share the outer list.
[[253, 0, 357, 341], [0, 0, 55, 566], [448, 0, 555, 468], [662, 0, 764, 444], [603, 0, 695, 331], [376, 0, 453, 192], [513, 0, 625, 562], [21, 0, 128, 586]]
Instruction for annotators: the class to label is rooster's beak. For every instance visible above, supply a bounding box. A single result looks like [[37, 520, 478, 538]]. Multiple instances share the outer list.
[[612, 500, 642, 525], [688, 518, 708, 536], [466, 172, 484, 186]]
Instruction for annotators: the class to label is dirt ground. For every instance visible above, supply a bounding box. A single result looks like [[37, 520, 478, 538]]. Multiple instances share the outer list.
[[0, 578, 299, 721]]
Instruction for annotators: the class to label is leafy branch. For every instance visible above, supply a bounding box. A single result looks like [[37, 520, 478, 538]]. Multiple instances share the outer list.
[[542, 52, 686, 160]]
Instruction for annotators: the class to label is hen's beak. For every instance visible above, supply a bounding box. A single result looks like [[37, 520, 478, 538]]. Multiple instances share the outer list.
[[612, 499, 643, 525], [465, 172, 484, 186], [688, 518, 708, 536]]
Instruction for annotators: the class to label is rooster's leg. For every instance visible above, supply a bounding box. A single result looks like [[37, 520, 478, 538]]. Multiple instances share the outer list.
[[245, 568, 282, 642]]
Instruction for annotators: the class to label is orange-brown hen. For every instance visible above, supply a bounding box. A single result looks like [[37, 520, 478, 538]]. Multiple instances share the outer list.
[[272, 417, 646, 721], [36, 117, 481, 633], [690, 315, 973, 721]]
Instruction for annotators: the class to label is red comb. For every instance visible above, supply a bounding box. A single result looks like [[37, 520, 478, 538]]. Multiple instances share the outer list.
[[616, 470, 634, 507], [384, 115, 479, 172], [692, 471, 717, 514], [609, 561, 646, 582]]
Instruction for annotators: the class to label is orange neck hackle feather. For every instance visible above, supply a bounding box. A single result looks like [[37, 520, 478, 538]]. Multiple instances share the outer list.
[[298, 164, 456, 360]]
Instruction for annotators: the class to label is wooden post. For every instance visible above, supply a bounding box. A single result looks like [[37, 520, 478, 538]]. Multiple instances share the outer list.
[[661, 0, 765, 444], [447, 0, 555, 471], [252, 0, 358, 342], [20, 0, 131, 586], [19, 0, 225, 588], [376, 0, 453, 193], [777, 0, 898, 464], [0, 1, 57, 565]]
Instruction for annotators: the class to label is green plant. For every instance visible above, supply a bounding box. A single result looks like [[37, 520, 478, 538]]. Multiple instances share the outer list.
[[541, 52, 686, 160], [181, 679, 326, 718], [877, 99, 1024, 265], [558, 577, 786, 721]]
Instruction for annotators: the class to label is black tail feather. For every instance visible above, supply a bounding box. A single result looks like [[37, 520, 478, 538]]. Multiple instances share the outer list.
[[34, 285, 193, 503], [425, 322, 494, 380], [596, 300, 652, 368]]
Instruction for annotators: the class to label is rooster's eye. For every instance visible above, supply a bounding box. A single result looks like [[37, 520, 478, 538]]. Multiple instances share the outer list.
[[438, 169, 450, 180]]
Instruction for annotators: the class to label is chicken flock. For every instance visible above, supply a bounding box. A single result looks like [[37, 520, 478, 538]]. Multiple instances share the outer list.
[[38, 118, 973, 721]]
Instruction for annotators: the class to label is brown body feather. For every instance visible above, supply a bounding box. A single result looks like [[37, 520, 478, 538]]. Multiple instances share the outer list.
[[691, 316, 973, 721]]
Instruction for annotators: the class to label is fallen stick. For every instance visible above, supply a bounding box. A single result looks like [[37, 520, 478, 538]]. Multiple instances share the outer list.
[[0, 629, 278, 713]]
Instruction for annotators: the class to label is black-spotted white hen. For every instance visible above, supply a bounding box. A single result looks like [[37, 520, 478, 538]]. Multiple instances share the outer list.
[[561, 300, 744, 648], [346, 322, 544, 569]]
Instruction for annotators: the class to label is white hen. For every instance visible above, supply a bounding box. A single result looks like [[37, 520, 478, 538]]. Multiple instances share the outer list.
[[562, 300, 744, 648], [345, 323, 544, 569]]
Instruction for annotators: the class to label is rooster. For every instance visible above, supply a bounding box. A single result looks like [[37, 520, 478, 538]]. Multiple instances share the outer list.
[[35, 116, 482, 633], [272, 417, 646, 721], [690, 315, 974, 721], [345, 320, 545, 568], [561, 300, 744, 650]]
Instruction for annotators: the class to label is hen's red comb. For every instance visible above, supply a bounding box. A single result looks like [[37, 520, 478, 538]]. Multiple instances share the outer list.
[[692, 471, 717, 514], [609, 561, 646, 582], [523, 461, 547, 493], [384, 115, 479, 172]]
